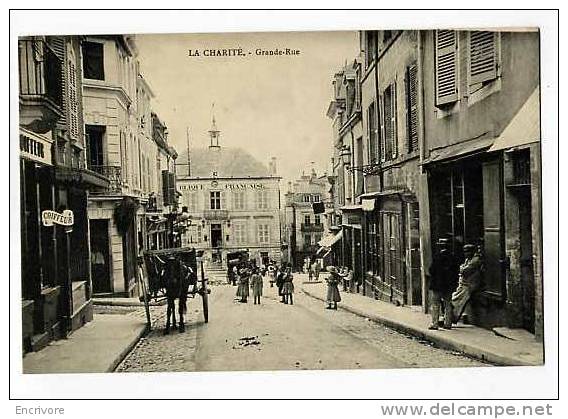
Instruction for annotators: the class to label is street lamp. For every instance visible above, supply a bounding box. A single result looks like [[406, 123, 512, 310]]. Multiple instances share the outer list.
[[339, 145, 351, 168]]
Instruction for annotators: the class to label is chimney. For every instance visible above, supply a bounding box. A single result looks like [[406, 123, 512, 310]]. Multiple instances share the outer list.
[[269, 157, 277, 176]]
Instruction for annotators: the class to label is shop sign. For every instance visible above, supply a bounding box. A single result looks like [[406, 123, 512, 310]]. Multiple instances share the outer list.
[[42, 210, 74, 227], [20, 132, 52, 166]]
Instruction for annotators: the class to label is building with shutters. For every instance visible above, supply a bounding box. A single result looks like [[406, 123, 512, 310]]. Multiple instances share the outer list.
[[283, 168, 333, 270], [420, 29, 542, 338], [19, 36, 103, 351], [325, 59, 365, 287], [176, 117, 282, 268], [326, 29, 543, 339], [327, 31, 423, 305], [82, 35, 177, 296]]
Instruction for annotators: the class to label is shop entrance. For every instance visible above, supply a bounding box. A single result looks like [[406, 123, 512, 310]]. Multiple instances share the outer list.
[[89, 219, 111, 293]]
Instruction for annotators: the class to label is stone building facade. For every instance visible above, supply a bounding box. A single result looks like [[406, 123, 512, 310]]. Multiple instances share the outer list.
[[283, 169, 332, 270], [176, 119, 282, 267]]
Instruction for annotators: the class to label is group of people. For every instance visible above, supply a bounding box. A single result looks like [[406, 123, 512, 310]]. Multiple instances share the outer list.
[[304, 258, 321, 282], [428, 239, 484, 330], [232, 262, 264, 305], [232, 261, 295, 306]]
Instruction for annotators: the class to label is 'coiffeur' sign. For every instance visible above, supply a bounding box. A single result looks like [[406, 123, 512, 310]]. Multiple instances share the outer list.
[[42, 210, 74, 227]]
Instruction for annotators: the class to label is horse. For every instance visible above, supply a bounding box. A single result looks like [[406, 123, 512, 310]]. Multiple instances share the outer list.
[[156, 255, 194, 334]]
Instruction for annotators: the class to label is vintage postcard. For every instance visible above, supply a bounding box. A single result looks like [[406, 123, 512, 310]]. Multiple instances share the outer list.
[[11, 10, 557, 403]]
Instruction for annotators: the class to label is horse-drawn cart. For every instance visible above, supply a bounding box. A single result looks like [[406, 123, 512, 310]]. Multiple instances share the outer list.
[[139, 247, 210, 332]]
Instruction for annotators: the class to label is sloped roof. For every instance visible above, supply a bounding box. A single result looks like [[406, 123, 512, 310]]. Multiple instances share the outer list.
[[177, 147, 271, 178]]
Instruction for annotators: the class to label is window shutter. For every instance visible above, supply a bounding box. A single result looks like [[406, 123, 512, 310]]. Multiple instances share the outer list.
[[435, 30, 458, 106], [379, 96, 386, 163], [162, 170, 170, 205], [468, 31, 498, 85], [406, 64, 419, 153], [220, 190, 226, 210], [391, 82, 398, 159], [383, 87, 393, 160]]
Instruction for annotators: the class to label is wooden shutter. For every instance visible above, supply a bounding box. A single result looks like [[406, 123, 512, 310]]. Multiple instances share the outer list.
[[162, 170, 170, 205], [405, 64, 419, 153], [468, 31, 498, 85], [379, 95, 386, 162], [482, 159, 505, 297], [435, 30, 458, 105], [391, 82, 397, 159]]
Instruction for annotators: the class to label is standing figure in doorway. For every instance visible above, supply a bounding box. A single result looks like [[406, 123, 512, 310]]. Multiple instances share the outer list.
[[450, 244, 484, 324], [427, 238, 459, 330]]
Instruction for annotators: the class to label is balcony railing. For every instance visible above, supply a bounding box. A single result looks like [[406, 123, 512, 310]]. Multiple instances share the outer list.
[[89, 165, 123, 194], [203, 209, 229, 220], [19, 38, 63, 112], [301, 223, 324, 232]]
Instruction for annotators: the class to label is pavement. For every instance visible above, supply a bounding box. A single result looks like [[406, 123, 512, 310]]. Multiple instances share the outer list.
[[21, 271, 543, 373], [298, 274, 544, 366], [118, 281, 486, 373], [22, 313, 148, 374]]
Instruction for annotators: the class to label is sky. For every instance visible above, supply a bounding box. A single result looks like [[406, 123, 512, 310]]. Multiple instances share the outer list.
[[135, 31, 360, 187]]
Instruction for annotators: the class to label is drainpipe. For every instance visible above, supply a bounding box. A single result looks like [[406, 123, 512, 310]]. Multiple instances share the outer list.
[[417, 30, 429, 313]]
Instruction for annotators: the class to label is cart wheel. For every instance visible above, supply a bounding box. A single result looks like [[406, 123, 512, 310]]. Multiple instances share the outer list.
[[202, 279, 209, 323]]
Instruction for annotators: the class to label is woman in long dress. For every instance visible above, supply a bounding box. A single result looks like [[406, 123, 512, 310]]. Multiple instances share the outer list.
[[325, 266, 342, 310], [236, 266, 250, 303], [281, 265, 294, 305]]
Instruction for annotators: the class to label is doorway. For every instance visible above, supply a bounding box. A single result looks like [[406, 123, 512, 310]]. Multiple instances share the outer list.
[[211, 223, 223, 249], [89, 219, 111, 293]]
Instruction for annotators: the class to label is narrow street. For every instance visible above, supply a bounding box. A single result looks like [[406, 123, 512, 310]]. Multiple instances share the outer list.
[[116, 273, 488, 372]]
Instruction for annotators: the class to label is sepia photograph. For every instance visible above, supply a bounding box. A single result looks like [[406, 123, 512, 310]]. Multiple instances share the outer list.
[[9, 9, 558, 402]]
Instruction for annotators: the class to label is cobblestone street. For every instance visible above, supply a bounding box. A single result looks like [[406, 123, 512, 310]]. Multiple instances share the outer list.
[[115, 274, 489, 373]]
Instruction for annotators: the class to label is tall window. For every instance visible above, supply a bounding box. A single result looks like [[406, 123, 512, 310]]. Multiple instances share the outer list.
[[233, 190, 246, 210], [405, 64, 419, 153], [258, 224, 270, 244], [303, 195, 311, 203], [210, 191, 221, 210], [233, 223, 247, 245], [257, 190, 269, 210], [364, 31, 377, 69], [304, 215, 311, 225], [314, 215, 321, 225], [367, 102, 378, 163], [85, 125, 105, 169], [313, 194, 321, 203], [304, 234, 312, 247], [187, 191, 198, 212], [82, 41, 104, 80]]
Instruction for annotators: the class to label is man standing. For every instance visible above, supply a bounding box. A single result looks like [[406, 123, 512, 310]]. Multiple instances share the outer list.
[[427, 239, 459, 330], [451, 244, 484, 324]]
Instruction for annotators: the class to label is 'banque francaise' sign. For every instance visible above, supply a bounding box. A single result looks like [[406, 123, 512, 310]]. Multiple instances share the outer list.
[[42, 210, 74, 227], [179, 181, 266, 191]]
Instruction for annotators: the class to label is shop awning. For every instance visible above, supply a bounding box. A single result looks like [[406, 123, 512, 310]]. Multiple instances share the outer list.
[[489, 87, 540, 152], [318, 230, 343, 248], [422, 136, 495, 166], [340, 204, 363, 212]]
